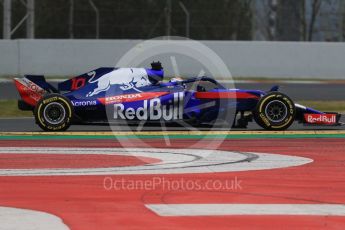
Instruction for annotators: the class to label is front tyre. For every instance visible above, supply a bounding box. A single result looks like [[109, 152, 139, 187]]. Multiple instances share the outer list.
[[34, 94, 73, 131], [253, 92, 295, 131]]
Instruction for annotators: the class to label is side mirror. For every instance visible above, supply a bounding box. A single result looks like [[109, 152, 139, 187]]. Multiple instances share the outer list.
[[269, 85, 279, 92]]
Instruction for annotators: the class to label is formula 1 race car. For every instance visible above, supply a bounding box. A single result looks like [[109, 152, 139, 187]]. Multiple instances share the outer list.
[[14, 62, 341, 131]]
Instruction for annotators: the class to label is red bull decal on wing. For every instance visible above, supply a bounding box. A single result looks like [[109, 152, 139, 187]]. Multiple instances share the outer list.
[[304, 114, 338, 125]]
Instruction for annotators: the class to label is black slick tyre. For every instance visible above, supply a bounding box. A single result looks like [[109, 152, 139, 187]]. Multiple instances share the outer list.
[[34, 94, 73, 131], [253, 92, 295, 131]]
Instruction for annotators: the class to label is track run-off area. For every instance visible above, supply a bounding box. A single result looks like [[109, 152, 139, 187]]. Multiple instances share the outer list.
[[0, 130, 344, 229]]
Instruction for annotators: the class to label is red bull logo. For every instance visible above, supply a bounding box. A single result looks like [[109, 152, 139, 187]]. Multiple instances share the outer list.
[[113, 92, 184, 121], [86, 68, 151, 97], [304, 114, 337, 125]]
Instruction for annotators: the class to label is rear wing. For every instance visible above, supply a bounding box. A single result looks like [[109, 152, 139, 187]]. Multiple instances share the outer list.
[[13, 75, 57, 107]]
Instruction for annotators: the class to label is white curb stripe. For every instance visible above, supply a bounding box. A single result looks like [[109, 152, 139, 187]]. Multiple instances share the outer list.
[[145, 204, 345, 216], [0, 147, 312, 176], [0, 207, 69, 230]]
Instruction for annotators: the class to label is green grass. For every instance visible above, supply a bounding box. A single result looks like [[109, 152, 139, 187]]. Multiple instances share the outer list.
[[0, 100, 33, 117], [297, 101, 345, 113], [0, 100, 344, 118]]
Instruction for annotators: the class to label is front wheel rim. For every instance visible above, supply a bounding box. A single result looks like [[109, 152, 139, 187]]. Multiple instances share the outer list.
[[264, 100, 288, 123]]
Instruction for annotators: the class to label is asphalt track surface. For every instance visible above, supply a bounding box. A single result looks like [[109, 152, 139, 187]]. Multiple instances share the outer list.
[[1, 81, 345, 100], [0, 134, 344, 229]]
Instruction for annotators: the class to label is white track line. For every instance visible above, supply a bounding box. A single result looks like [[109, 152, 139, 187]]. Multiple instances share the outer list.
[[146, 204, 345, 216], [0, 206, 69, 230], [0, 147, 312, 176]]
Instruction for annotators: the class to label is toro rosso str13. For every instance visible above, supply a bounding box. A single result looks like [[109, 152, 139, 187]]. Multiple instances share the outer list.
[[14, 62, 341, 131]]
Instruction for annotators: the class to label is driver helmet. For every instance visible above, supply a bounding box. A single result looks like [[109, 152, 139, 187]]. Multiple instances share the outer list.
[[170, 77, 184, 83]]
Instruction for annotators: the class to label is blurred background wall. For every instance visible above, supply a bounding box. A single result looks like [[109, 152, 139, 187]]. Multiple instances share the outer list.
[[0, 39, 345, 79], [1, 0, 345, 78]]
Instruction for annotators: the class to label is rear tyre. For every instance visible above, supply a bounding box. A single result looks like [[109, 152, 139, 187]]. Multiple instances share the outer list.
[[34, 94, 73, 131], [253, 92, 295, 131]]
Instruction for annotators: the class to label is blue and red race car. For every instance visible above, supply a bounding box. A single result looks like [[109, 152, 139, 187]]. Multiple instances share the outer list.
[[14, 62, 341, 131]]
